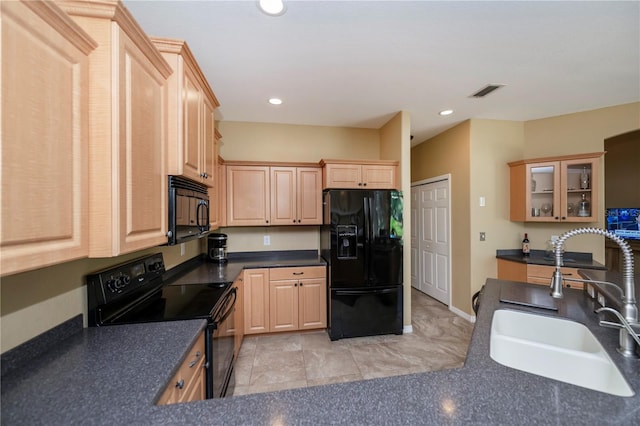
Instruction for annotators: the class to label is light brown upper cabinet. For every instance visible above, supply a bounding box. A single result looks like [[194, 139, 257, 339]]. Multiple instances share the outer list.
[[508, 152, 604, 223], [320, 159, 398, 189], [270, 167, 322, 225], [58, 1, 173, 257], [226, 162, 322, 227], [226, 165, 271, 226], [151, 38, 220, 188], [0, 0, 96, 276]]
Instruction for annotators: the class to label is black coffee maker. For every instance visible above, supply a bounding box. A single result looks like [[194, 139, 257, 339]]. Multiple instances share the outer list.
[[208, 233, 228, 263]]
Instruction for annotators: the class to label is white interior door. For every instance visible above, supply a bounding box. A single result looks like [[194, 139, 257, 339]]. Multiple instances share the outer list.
[[415, 179, 450, 304], [410, 188, 419, 289]]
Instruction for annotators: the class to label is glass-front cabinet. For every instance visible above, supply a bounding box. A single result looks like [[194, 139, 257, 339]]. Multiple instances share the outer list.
[[509, 152, 603, 222]]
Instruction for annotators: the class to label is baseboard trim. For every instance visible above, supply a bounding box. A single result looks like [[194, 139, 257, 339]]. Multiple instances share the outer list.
[[449, 305, 476, 323]]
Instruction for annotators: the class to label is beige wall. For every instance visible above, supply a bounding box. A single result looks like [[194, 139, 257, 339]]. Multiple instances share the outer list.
[[469, 120, 525, 304], [411, 121, 471, 314], [218, 121, 380, 162], [0, 239, 203, 353], [379, 111, 412, 327], [522, 102, 640, 259]]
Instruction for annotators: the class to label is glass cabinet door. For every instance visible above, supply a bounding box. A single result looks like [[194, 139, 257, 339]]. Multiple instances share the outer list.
[[527, 162, 560, 221], [560, 158, 599, 222]]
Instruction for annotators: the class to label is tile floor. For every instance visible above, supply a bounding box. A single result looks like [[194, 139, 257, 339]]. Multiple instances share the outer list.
[[232, 288, 474, 396]]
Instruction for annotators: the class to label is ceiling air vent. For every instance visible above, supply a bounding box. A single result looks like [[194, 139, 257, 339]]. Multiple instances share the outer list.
[[470, 84, 504, 98]]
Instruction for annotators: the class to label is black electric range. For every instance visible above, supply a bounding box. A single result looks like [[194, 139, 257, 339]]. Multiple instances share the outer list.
[[86, 253, 237, 398]]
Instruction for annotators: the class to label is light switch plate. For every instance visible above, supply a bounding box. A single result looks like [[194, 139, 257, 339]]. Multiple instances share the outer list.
[[480, 232, 486, 241]]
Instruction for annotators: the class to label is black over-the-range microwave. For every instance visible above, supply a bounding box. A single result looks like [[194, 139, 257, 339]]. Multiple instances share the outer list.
[[167, 176, 210, 245]]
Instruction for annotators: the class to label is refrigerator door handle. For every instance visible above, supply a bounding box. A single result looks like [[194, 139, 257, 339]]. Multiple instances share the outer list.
[[335, 288, 397, 296], [363, 196, 370, 283]]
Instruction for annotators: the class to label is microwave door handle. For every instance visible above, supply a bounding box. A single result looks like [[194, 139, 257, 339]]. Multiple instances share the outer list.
[[196, 200, 208, 231]]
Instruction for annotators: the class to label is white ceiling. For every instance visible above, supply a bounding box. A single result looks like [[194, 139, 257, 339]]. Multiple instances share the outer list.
[[124, 0, 640, 145]]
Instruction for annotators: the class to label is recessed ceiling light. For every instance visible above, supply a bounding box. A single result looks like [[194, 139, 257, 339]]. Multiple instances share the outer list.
[[258, 0, 285, 16], [268, 98, 283, 105], [439, 109, 453, 116]]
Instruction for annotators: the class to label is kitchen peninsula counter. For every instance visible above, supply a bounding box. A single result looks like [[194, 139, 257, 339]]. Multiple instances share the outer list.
[[3, 278, 639, 425]]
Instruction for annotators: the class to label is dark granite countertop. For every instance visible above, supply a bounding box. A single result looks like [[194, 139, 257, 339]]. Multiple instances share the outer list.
[[3, 277, 639, 424], [497, 249, 607, 270], [165, 250, 326, 285]]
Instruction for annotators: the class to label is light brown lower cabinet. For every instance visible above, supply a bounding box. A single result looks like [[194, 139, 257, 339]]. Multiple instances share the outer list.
[[244, 266, 327, 335], [157, 332, 206, 405], [496, 259, 585, 290]]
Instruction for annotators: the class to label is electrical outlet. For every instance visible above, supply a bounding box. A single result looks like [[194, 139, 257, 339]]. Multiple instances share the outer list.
[[180, 242, 185, 256], [479, 196, 486, 207], [480, 232, 486, 241], [263, 235, 271, 246]]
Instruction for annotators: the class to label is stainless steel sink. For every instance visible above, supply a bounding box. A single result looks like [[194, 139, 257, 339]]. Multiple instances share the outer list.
[[490, 309, 634, 397]]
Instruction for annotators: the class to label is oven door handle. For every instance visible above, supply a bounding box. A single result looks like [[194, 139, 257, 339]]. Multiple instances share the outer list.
[[215, 287, 237, 327]]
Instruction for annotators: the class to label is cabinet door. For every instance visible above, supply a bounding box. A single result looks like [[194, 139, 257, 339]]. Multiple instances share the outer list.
[[181, 67, 202, 183], [227, 166, 270, 226], [362, 164, 396, 189], [0, 1, 93, 275], [201, 95, 216, 187], [297, 167, 323, 224], [298, 277, 327, 330], [270, 167, 297, 225], [269, 279, 298, 332], [561, 157, 599, 222], [244, 269, 270, 334], [116, 29, 168, 254], [323, 163, 361, 189], [233, 276, 244, 358], [526, 161, 561, 222]]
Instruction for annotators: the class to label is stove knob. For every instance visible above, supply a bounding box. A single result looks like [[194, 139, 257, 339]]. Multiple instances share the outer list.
[[148, 262, 163, 272], [122, 275, 131, 285], [106, 279, 117, 293], [113, 277, 124, 289]]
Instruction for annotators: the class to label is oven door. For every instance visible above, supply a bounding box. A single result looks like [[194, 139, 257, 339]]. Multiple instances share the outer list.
[[208, 286, 236, 398]]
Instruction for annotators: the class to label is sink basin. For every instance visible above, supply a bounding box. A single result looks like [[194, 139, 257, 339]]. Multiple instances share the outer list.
[[490, 309, 634, 397]]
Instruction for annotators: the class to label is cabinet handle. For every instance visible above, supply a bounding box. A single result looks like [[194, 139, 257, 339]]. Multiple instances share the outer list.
[[293, 272, 304, 275], [294, 283, 298, 287], [358, 182, 363, 186], [189, 351, 201, 368], [176, 379, 185, 389], [363, 183, 367, 186], [266, 220, 269, 223], [300, 282, 304, 286], [293, 219, 296, 223], [297, 219, 301, 223]]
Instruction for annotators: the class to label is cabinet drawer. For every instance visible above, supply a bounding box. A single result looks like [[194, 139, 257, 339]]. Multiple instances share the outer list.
[[269, 266, 326, 280], [157, 332, 205, 405], [527, 264, 584, 289]]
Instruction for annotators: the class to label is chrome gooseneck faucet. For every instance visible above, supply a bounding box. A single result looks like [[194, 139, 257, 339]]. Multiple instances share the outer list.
[[550, 227, 639, 357]]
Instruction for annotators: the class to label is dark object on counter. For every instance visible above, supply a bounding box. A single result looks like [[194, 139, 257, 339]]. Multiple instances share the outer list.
[[208, 233, 228, 263], [522, 233, 530, 256], [499, 282, 558, 311], [321, 189, 403, 341], [86, 253, 236, 399], [168, 176, 210, 245], [472, 286, 483, 315]]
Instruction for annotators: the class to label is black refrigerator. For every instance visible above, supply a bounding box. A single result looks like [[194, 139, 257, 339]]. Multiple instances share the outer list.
[[320, 189, 403, 341]]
